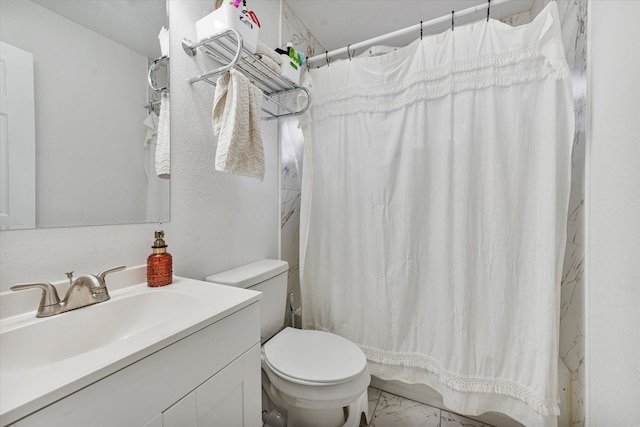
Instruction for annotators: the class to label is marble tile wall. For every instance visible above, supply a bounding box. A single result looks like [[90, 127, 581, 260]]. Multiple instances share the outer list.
[[280, 119, 303, 325], [279, 1, 324, 326], [279, 1, 587, 423], [281, 1, 325, 63], [505, 2, 587, 425]]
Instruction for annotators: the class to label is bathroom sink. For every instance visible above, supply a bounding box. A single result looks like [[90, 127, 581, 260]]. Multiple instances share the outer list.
[[0, 290, 194, 372], [0, 271, 262, 425]]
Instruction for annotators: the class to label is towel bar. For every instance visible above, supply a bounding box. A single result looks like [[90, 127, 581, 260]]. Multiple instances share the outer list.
[[148, 56, 169, 93]]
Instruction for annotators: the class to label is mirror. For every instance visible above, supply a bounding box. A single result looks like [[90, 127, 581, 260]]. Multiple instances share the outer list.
[[0, 0, 170, 230]]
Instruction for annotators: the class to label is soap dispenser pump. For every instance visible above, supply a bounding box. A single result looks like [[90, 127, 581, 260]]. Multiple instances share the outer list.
[[147, 230, 172, 287]]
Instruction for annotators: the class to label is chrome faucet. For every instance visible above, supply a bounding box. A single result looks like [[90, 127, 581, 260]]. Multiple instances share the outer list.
[[10, 266, 126, 317]]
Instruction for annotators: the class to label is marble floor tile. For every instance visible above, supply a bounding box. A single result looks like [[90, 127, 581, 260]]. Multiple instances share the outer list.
[[441, 410, 493, 427], [369, 391, 440, 427], [363, 388, 495, 427], [367, 387, 382, 422]]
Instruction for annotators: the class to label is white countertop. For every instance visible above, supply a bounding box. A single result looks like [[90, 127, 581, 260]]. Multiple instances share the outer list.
[[0, 272, 261, 425]]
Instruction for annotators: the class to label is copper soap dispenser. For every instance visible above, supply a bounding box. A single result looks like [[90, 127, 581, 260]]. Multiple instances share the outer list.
[[147, 230, 173, 287]]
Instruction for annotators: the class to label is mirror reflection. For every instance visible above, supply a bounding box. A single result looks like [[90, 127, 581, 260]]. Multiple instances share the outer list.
[[0, 0, 170, 230]]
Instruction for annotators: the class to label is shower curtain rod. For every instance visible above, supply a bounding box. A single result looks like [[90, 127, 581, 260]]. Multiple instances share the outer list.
[[307, 0, 513, 67]]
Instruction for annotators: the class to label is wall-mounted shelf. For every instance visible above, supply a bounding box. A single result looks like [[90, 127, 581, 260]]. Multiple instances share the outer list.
[[182, 29, 310, 121]]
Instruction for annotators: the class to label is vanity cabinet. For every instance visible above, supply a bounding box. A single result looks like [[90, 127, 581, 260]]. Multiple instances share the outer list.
[[9, 301, 261, 427], [163, 344, 260, 427]]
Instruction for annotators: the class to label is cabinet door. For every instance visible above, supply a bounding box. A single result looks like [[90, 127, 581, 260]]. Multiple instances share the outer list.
[[141, 414, 162, 427], [196, 344, 261, 427], [163, 392, 196, 427]]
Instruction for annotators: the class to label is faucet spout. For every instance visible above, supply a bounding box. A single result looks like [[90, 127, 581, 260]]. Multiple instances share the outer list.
[[61, 265, 125, 313], [62, 274, 108, 312]]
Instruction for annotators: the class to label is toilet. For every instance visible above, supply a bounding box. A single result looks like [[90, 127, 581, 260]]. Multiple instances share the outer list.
[[205, 259, 370, 427]]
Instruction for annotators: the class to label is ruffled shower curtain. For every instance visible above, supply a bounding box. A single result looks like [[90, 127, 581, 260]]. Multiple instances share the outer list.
[[299, 3, 573, 426]]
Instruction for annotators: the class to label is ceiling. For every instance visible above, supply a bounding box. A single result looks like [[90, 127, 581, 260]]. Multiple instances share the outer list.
[[28, 0, 534, 61], [30, 0, 168, 58], [286, 0, 535, 56]]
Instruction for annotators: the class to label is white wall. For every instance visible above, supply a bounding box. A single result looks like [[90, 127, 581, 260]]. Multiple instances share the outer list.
[[164, 0, 281, 280], [0, 0, 281, 292], [0, 0, 148, 227], [586, 1, 640, 426]]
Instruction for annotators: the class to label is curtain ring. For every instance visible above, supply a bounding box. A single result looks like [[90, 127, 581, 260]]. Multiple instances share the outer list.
[[347, 44, 352, 60], [451, 10, 455, 31], [487, 0, 491, 21], [325, 50, 330, 67], [420, 20, 423, 40]]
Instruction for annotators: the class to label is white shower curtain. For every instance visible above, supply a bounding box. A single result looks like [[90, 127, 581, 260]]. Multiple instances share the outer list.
[[299, 3, 573, 427]]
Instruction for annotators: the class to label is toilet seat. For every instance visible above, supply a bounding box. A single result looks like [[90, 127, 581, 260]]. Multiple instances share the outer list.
[[263, 328, 367, 386]]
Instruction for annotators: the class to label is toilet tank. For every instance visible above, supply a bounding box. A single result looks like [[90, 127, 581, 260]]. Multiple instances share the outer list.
[[205, 259, 289, 342]]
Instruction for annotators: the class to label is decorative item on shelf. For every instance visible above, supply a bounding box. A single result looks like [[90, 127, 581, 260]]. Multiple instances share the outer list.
[[196, 2, 260, 53], [280, 42, 303, 85], [285, 42, 304, 66], [147, 230, 173, 287]]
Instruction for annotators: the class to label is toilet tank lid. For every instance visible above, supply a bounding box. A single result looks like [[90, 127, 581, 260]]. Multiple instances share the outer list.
[[204, 259, 289, 289]]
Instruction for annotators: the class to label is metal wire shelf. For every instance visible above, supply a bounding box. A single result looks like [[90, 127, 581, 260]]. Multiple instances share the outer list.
[[182, 29, 310, 121]]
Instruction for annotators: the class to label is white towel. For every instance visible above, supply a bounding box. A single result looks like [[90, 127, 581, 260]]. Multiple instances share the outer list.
[[212, 69, 265, 181], [155, 92, 170, 179], [256, 54, 281, 74], [143, 111, 158, 148], [143, 111, 159, 178], [256, 40, 282, 65]]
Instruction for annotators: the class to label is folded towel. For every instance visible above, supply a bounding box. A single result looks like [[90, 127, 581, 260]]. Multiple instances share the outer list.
[[256, 54, 281, 74], [256, 40, 282, 65], [156, 92, 170, 179], [212, 69, 265, 181]]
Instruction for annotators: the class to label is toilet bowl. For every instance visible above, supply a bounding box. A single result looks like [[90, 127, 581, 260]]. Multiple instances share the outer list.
[[262, 327, 370, 426], [205, 260, 370, 427]]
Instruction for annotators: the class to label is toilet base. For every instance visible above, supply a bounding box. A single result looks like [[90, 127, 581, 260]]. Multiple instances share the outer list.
[[262, 370, 370, 427], [286, 406, 345, 427]]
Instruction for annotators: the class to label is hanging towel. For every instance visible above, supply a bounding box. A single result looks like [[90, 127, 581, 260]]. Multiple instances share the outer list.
[[212, 68, 265, 181], [143, 111, 159, 178], [143, 109, 170, 223], [156, 92, 170, 179], [143, 111, 158, 148]]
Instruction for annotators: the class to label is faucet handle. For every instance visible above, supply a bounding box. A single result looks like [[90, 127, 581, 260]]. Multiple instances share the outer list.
[[10, 282, 62, 317], [97, 265, 126, 284]]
